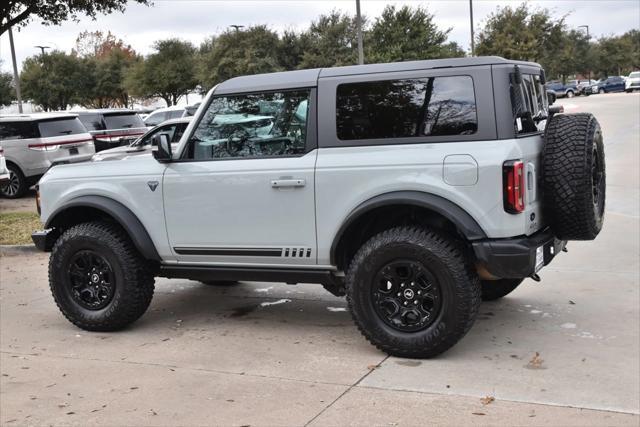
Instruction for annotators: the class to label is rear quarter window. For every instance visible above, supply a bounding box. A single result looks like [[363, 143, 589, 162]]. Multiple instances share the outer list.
[[104, 113, 145, 129], [336, 75, 477, 140], [0, 121, 39, 140], [38, 118, 87, 137]]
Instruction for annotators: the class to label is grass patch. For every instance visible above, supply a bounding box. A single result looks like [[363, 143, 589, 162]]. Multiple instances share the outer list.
[[0, 212, 42, 245]]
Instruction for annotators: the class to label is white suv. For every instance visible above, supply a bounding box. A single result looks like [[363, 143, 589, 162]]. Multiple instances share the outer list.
[[0, 114, 95, 198], [32, 57, 606, 358]]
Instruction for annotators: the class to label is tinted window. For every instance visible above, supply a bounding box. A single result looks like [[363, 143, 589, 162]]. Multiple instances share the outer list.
[[38, 118, 87, 137], [188, 90, 310, 160], [513, 73, 548, 134], [0, 122, 39, 140], [77, 113, 105, 131], [104, 113, 145, 129], [336, 76, 477, 140]]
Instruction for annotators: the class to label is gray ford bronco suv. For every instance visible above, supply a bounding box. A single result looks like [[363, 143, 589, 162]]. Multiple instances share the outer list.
[[32, 57, 606, 358]]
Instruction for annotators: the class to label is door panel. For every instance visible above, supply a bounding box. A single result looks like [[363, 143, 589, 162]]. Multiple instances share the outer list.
[[163, 151, 318, 266]]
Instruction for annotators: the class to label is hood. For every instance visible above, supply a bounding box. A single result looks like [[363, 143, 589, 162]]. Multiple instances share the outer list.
[[41, 152, 160, 184], [92, 144, 149, 161]]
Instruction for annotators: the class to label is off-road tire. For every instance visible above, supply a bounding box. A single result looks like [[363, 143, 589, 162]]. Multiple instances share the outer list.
[[49, 221, 155, 331], [201, 280, 239, 286], [0, 164, 28, 198], [543, 113, 605, 240], [481, 279, 524, 301], [346, 227, 481, 358]]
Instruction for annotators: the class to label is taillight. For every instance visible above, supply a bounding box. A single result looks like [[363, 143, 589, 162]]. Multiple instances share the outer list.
[[503, 160, 525, 213]]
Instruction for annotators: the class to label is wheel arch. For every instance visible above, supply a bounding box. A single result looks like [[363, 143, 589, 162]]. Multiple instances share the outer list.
[[330, 191, 486, 270], [45, 195, 160, 261]]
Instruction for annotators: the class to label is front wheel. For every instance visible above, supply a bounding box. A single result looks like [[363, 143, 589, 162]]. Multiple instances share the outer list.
[[481, 279, 524, 301], [0, 164, 28, 198], [566, 90, 574, 98], [598, 88, 606, 94], [346, 227, 481, 358], [49, 221, 155, 331]]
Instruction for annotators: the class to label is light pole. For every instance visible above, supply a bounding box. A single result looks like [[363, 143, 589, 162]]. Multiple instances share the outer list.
[[469, 0, 475, 56], [8, 27, 23, 113], [229, 25, 244, 32], [578, 25, 591, 83], [35, 45, 50, 55], [355, 0, 364, 65]]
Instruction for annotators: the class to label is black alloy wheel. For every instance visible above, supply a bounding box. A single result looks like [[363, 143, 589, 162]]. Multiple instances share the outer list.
[[67, 250, 116, 310], [372, 260, 442, 332]]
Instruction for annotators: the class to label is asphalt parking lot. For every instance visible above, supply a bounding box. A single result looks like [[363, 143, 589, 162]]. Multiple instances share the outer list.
[[1, 93, 638, 426]]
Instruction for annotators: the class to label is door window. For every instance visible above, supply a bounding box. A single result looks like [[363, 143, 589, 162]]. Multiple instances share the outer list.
[[187, 89, 310, 160], [336, 76, 477, 140]]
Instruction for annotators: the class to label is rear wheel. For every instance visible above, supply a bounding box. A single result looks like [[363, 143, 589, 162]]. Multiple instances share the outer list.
[[0, 164, 28, 198], [566, 90, 574, 98], [346, 227, 481, 358], [598, 88, 605, 94], [481, 279, 524, 301], [49, 221, 155, 331]]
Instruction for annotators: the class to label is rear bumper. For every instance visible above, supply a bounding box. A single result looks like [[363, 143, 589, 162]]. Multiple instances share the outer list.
[[32, 229, 57, 252], [472, 228, 566, 279]]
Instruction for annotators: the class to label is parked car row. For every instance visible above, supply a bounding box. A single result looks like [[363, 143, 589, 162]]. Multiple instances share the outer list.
[[546, 72, 640, 97]]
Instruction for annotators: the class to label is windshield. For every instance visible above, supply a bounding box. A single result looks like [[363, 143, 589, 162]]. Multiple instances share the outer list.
[[104, 113, 145, 129], [38, 118, 87, 137]]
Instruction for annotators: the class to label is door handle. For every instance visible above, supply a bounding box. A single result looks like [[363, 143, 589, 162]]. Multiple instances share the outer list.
[[271, 179, 306, 188]]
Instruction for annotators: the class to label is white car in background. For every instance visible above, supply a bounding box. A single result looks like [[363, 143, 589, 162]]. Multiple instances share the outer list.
[[143, 105, 186, 127], [0, 113, 95, 198], [0, 146, 9, 186], [625, 71, 640, 92]]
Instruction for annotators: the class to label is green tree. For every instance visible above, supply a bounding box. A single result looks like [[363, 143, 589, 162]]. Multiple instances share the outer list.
[[0, 64, 15, 106], [592, 30, 640, 77], [198, 26, 282, 91], [298, 11, 362, 69], [1, 0, 150, 36], [20, 51, 82, 111], [475, 3, 565, 63], [367, 5, 464, 63], [72, 31, 139, 108], [126, 39, 198, 106]]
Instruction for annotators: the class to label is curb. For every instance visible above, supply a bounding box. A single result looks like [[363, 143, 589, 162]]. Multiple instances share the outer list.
[[0, 244, 39, 257]]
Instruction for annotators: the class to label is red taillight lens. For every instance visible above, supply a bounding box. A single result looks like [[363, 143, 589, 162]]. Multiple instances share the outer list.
[[503, 160, 525, 213]]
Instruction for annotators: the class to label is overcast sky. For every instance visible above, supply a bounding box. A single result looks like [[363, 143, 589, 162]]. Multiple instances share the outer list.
[[1, 0, 639, 73]]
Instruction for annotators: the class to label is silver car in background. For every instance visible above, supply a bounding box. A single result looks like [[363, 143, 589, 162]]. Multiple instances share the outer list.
[[0, 113, 95, 198]]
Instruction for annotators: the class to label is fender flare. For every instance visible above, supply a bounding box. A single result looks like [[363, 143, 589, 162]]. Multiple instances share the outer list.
[[46, 195, 160, 261], [330, 191, 487, 264]]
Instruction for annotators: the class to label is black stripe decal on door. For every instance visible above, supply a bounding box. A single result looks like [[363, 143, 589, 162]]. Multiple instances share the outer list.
[[174, 247, 283, 257]]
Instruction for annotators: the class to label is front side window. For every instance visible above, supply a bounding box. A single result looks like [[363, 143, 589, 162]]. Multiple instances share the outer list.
[[38, 118, 87, 137], [336, 76, 477, 141], [187, 89, 310, 160]]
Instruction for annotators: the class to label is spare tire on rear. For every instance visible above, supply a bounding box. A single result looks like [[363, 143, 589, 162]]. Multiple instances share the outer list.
[[542, 113, 605, 240]]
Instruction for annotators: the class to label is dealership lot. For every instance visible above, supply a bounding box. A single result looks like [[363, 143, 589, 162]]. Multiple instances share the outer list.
[[1, 93, 638, 425]]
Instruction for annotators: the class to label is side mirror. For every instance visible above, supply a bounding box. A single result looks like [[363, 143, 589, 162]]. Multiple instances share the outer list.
[[151, 134, 172, 162], [546, 90, 556, 105]]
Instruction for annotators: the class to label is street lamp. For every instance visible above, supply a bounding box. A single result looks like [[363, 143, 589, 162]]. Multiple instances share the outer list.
[[229, 25, 244, 32], [469, 0, 475, 56], [578, 25, 591, 84], [355, 0, 364, 65], [34, 45, 50, 55]]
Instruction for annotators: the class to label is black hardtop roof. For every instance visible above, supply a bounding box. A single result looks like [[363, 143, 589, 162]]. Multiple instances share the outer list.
[[215, 56, 541, 94]]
